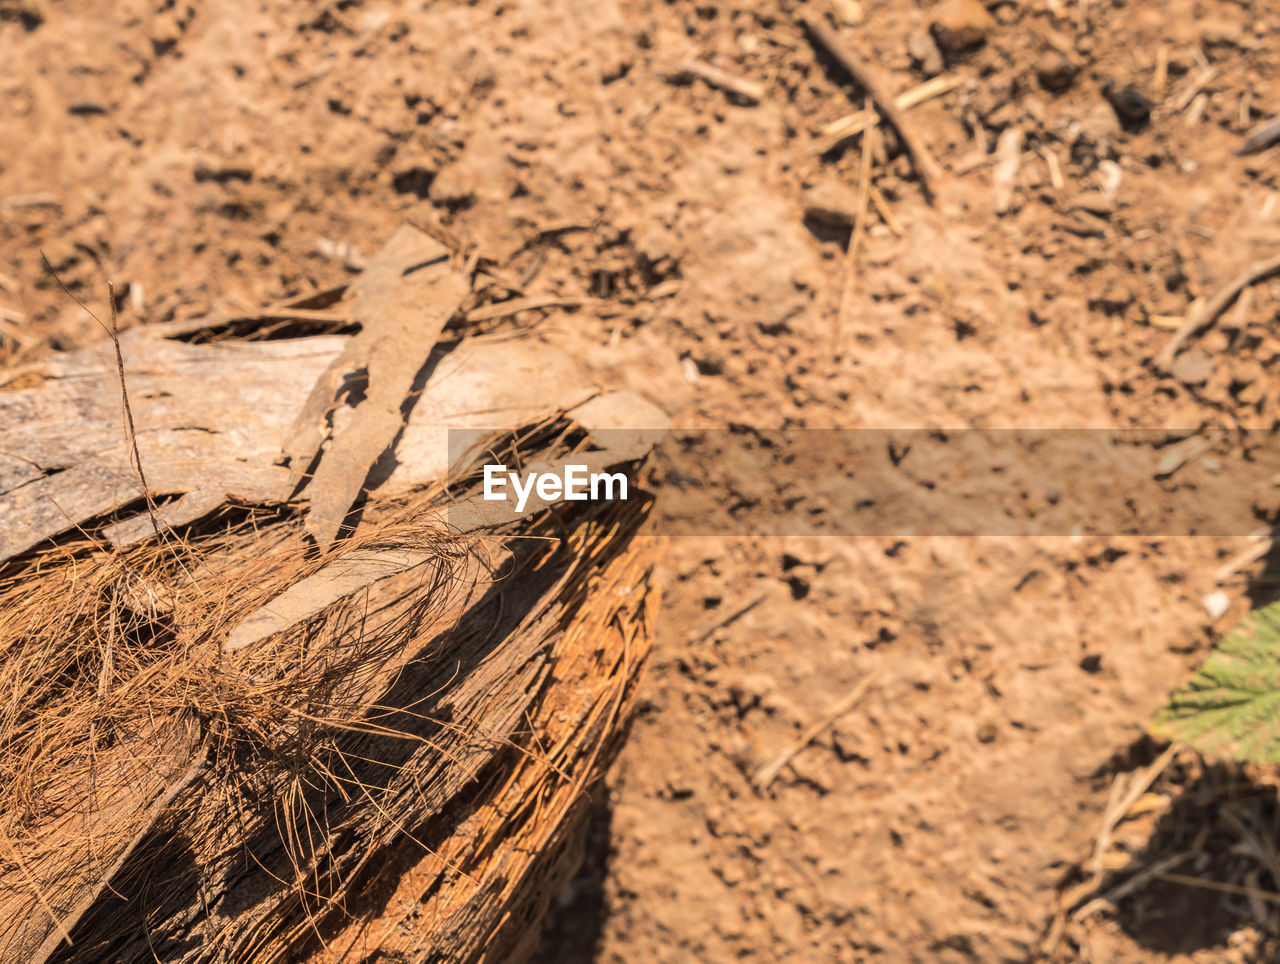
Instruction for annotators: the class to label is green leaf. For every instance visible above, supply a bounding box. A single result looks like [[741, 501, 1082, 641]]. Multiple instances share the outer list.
[[1152, 599, 1280, 764]]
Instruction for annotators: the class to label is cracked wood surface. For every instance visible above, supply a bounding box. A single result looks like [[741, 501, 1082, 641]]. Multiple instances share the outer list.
[[0, 333, 346, 563]]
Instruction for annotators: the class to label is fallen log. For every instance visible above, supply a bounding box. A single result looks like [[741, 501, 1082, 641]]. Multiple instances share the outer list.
[[0, 228, 668, 963]]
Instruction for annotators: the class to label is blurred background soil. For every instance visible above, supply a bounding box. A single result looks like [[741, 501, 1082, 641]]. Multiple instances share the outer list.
[[3, 0, 1280, 960]]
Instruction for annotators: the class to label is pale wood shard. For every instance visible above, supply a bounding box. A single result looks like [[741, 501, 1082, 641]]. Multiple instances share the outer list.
[[222, 547, 445, 653], [992, 126, 1023, 214], [382, 335, 596, 493], [279, 225, 470, 544]]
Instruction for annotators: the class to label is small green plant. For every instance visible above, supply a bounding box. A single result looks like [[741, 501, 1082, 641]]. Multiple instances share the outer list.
[[1153, 599, 1280, 763]]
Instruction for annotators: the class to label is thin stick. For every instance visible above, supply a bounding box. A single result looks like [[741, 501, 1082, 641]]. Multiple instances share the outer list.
[[816, 73, 964, 153], [801, 14, 944, 201], [689, 593, 767, 645], [248, 308, 351, 324], [663, 58, 765, 105], [1088, 744, 1178, 878], [1156, 871, 1280, 904], [1153, 47, 1169, 95], [1156, 253, 1280, 368], [39, 257, 163, 539], [1214, 532, 1275, 583], [1170, 66, 1218, 112], [753, 671, 877, 790], [868, 184, 903, 235], [837, 99, 875, 347], [467, 295, 597, 323], [1072, 851, 1193, 921], [1038, 146, 1065, 191]]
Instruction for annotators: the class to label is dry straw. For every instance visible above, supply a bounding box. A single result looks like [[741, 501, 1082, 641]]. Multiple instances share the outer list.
[[0, 419, 658, 963]]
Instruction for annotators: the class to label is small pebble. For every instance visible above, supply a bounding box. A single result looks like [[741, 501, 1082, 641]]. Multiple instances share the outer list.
[[1037, 49, 1079, 92], [907, 29, 945, 76], [929, 0, 995, 53], [1171, 350, 1215, 386], [1094, 160, 1123, 198], [1203, 591, 1231, 622], [1103, 82, 1153, 131], [681, 356, 701, 385]]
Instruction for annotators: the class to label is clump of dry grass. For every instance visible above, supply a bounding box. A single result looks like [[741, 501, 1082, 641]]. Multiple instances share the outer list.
[[0, 421, 658, 963], [0, 497, 473, 954]]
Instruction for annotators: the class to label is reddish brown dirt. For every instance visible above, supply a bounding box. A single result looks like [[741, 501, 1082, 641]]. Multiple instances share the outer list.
[[4, 0, 1280, 961]]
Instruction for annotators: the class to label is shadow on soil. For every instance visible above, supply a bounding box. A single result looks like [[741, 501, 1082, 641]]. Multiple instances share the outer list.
[[1109, 758, 1280, 956], [530, 787, 615, 964]]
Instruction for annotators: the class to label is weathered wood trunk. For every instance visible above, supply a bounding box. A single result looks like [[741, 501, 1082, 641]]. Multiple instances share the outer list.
[[0, 229, 666, 962]]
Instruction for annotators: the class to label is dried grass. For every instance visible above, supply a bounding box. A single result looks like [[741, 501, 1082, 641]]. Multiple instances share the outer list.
[[0, 423, 658, 963]]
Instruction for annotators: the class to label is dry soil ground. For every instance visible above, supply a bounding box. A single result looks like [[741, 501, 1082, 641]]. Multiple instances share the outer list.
[[3, 0, 1280, 961]]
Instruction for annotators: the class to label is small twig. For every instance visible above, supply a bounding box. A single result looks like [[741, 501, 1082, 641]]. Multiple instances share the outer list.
[[663, 58, 765, 105], [0, 193, 59, 212], [992, 126, 1023, 214], [40, 256, 163, 539], [1184, 92, 1209, 127], [647, 279, 682, 300], [1153, 46, 1169, 95], [753, 671, 878, 791], [688, 593, 767, 645], [249, 308, 351, 325], [1155, 871, 1280, 905], [815, 73, 964, 154], [1072, 852, 1194, 922], [1088, 745, 1178, 879], [801, 14, 944, 201], [1170, 66, 1218, 112], [1038, 146, 1065, 191], [837, 97, 875, 346], [467, 295, 598, 323], [1156, 253, 1280, 368], [868, 184, 903, 236], [1214, 531, 1275, 583]]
